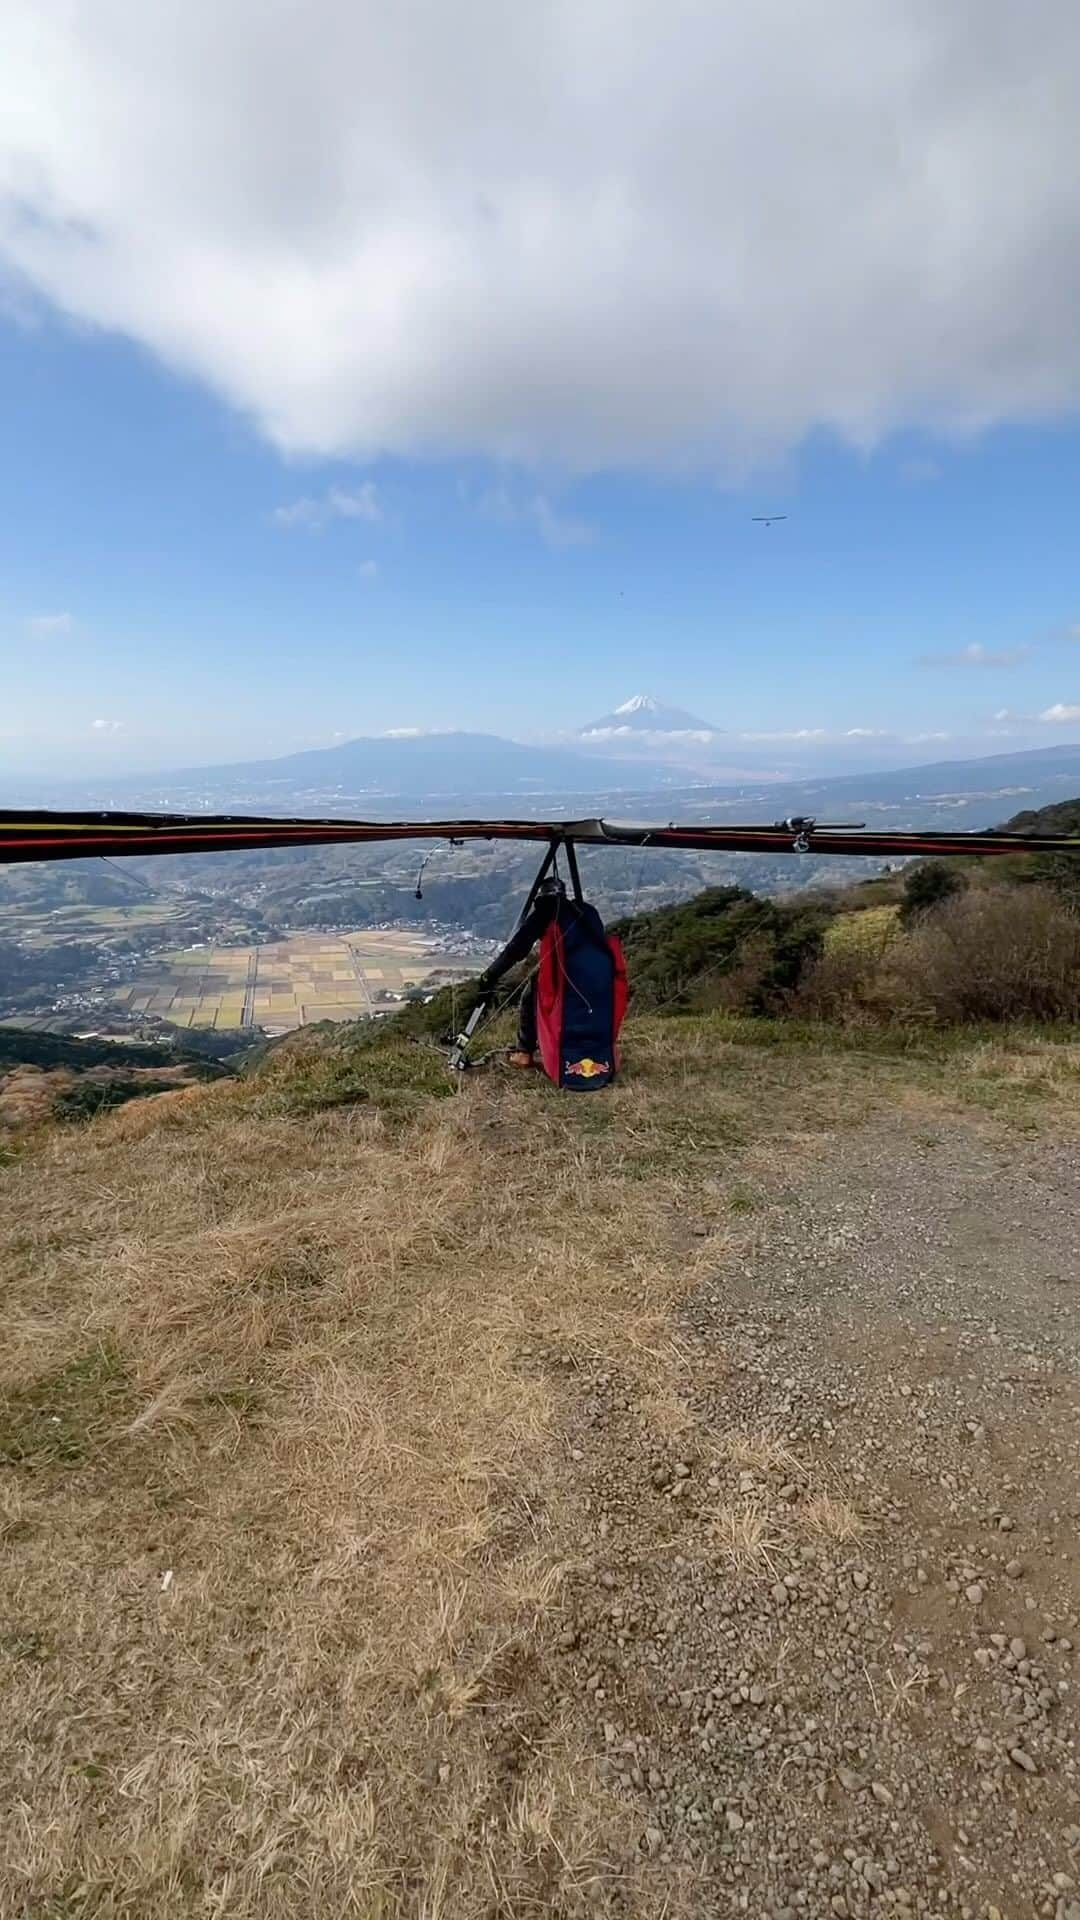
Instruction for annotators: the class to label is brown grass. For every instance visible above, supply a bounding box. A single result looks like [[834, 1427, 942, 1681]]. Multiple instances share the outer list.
[[1, 1012, 1073, 1915], [722, 1426, 806, 1480], [798, 1490, 866, 1543], [708, 1499, 782, 1575], [0, 1039, 720, 1918]]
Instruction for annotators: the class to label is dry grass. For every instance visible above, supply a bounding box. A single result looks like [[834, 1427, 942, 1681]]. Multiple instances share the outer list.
[[1, 1012, 1072, 1916], [709, 1499, 781, 1575], [0, 1036, 719, 1918], [722, 1426, 806, 1480], [798, 1490, 866, 1543]]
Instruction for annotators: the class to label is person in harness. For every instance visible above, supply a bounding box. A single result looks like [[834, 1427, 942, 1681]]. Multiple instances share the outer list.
[[477, 875, 628, 1090]]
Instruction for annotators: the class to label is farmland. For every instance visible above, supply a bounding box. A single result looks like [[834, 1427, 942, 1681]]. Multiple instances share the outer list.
[[109, 929, 484, 1033], [10, 898, 197, 952]]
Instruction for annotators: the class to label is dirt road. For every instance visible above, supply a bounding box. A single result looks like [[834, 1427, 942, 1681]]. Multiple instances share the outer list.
[[545, 1057, 1080, 1917]]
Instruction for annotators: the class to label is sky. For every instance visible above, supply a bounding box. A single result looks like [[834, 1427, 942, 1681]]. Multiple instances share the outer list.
[[1, 0, 1079, 778]]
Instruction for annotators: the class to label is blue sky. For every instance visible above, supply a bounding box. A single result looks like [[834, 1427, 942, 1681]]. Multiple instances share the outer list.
[[2, 311, 1078, 777], [2, 1, 1079, 777]]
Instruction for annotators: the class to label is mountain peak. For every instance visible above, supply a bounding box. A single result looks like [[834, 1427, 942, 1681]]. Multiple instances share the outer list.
[[614, 693, 660, 716], [580, 694, 720, 738]]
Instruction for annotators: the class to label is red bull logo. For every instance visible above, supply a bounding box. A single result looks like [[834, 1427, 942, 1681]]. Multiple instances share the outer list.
[[564, 1056, 610, 1080]]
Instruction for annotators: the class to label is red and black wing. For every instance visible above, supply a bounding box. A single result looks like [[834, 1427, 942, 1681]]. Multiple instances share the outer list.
[[2, 809, 1080, 865]]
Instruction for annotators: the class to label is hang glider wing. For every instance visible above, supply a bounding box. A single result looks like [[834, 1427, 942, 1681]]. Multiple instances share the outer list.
[[2, 809, 1080, 866]]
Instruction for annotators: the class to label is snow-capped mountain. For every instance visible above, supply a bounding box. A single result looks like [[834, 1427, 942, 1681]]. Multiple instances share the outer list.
[[579, 693, 721, 741]]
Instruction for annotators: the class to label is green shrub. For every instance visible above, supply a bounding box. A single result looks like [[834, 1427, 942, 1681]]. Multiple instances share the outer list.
[[898, 860, 963, 927]]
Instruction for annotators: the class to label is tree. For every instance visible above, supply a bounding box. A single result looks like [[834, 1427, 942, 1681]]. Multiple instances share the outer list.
[[899, 861, 962, 928]]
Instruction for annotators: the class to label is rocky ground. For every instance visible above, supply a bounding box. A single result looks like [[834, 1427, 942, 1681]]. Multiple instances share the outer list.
[[543, 1102, 1080, 1918]]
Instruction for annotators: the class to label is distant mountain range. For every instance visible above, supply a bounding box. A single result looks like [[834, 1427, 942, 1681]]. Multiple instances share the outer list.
[[7, 707, 1080, 835], [50, 729, 680, 811]]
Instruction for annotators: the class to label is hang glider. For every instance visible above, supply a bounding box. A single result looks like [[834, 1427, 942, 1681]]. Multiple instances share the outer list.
[[2, 808, 1079, 867], [752, 515, 787, 526]]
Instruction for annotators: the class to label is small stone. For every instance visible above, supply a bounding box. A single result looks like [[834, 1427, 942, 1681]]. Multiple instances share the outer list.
[[1006, 1559, 1024, 1579], [438, 1762, 451, 1784], [853, 1571, 869, 1592], [998, 1515, 1015, 1532], [830, 1900, 849, 1918], [772, 1582, 790, 1608], [1009, 1637, 1027, 1660], [966, 1583, 985, 1605], [643, 1827, 663, 1856], [749, 1683, 766, 1705], [673, 1461, 691, 1478], [1008, 1747, 1037, 1774], [726, 1808, 744, 1833], [837, 1766, 864, 1793], [871, 1782, 894, 1806]]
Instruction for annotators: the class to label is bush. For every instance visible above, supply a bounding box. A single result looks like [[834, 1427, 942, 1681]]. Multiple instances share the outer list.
[[787, 943, 888, 1026], [898, 860, 963, 928], [889, 885, 1080, 1024]]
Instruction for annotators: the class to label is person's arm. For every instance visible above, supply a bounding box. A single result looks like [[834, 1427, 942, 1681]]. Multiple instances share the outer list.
[[479, 895, 556, 990]]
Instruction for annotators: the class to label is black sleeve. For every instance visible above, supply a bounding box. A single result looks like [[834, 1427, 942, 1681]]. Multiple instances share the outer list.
[[482, 893, 558, 988]]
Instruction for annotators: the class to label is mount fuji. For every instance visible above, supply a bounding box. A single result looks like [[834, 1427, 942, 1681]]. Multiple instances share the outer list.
[[579, 694, 721, 742]]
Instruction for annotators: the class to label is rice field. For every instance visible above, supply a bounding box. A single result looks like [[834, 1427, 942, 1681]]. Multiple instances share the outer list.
[[110, 930, 481, 1034]]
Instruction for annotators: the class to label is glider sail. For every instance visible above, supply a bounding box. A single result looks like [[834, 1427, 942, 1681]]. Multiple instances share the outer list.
[[3, 808, 1080, 866]]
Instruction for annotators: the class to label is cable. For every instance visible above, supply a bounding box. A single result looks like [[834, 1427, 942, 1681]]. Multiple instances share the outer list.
[[626, 832, 654, 921], [98, 855, 168, 900]]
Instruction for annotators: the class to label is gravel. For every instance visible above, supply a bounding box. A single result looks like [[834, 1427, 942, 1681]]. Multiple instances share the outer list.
[[546, 1107, 1080, 1915]]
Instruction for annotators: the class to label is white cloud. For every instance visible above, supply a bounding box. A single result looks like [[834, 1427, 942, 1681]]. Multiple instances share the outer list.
[[739, 724, 955, 748], [479, 484, 596, 548], [738, 728, 829, 742], [989, 702, 1080, 727], [273, 483, 382, 529], [919, 641, 1031, 669], [4, 2, 1079, 472], [90, 717, 122, 731], [530, 495, 596, 550], [25, 611, 74, 635], [357, 558, 379, 579]]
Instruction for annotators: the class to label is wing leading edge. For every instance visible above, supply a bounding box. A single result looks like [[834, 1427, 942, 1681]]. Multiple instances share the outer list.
[[2, 809, 1080, 866]]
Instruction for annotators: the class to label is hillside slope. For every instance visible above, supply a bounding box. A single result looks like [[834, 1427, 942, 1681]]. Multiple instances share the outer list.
[[3, 1017, 1080, 1916]]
